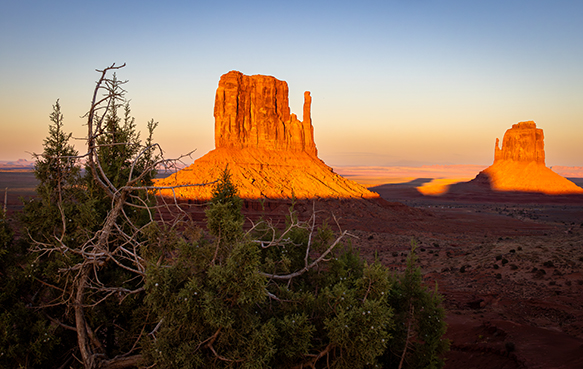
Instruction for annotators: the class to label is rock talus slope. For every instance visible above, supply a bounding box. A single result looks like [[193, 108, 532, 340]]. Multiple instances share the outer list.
[[156, 71, 377, 200], [478, 121, 583, 194]]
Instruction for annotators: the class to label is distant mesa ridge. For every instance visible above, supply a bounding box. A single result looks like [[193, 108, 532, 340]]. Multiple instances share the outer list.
[[156, 71, 377, 200], [0, 159, 34, 171], [476, 121, 583, 194]]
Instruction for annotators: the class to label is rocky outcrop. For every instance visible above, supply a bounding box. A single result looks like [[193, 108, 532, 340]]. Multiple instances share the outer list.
[[494, 121, 545, 164], [156, 71, 377, 200], [214, 71, 317, 156], [477, 121, 583, 194]]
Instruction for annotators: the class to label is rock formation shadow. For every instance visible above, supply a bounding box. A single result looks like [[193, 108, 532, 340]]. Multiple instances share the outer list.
[[369, 178, 433, 200], [371, 121, 583, 204], [445, 172, 583, 204], [156, 195, 432, 235], [397, 178, 434, 187]]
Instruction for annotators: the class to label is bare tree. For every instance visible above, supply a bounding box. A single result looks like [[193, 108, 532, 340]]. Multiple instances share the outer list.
[[28, 63, 197, 368], [29, 64, 353, 368]]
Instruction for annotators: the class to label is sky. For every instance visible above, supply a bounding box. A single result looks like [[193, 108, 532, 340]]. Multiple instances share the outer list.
[[1, 0, 582, 167]]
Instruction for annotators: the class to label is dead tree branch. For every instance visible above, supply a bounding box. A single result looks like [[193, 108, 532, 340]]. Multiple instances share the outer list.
[[257, 205, 358, 281], [27, 63, 215, 369]]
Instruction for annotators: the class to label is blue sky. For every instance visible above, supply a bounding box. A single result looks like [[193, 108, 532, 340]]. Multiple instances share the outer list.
[[1, 0, 582, 167]]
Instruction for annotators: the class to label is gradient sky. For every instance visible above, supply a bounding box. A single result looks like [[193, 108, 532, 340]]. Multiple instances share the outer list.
[[1, 0, 582, 167]]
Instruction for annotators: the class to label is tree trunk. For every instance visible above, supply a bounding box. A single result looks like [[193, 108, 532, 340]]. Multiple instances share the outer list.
[[75, 266, 95, 368], [102, 354, 143, 369]]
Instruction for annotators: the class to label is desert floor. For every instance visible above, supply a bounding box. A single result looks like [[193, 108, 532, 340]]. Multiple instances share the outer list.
[[4, 171, 583, 368], [362, 178, 583, 369], [236, 176, 583, 369]]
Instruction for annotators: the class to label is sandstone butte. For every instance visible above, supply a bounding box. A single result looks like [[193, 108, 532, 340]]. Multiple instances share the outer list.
[[155, 71, 378, 201], [476, 121, 583, 195]]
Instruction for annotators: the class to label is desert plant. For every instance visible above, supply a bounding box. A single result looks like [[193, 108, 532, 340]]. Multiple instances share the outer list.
[[534, 269, 547, 279], [3, 100, 86, 368], [0, 208, 63, 368], [17, 64, 169, 368], [205, 167, 244, 264], [20, 99, 89, 244], [143, 176, 449, 368], [381, 242, 449, 369], [543, 261, 555, 268], [505, 341, 515, 353]]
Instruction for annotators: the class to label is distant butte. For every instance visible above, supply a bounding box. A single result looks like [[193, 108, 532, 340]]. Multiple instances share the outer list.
[[156, 71, 377, 200], [475, 121, 583, 194]]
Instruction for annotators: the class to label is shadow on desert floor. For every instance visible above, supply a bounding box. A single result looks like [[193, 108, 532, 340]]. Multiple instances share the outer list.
[[370, 175, 583, 205], [377, 178, 434, 187]]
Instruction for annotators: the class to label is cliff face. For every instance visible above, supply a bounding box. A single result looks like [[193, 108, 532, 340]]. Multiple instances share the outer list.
[[214, 71, 317, 156], [156, 71, 376, 200], [479, 121, 583, 194], [494, 121, 545, 164]]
